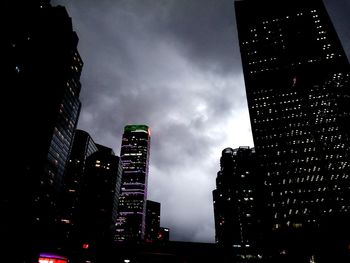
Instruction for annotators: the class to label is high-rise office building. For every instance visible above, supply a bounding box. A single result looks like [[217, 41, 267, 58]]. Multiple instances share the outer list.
[[60, 130, 98, 250], [80, 144, 123, 253], [3, 0, 83, 260], [145, 200, 161, 243], [115, 125, 151, 242], [235, 0, 350, 261], [213, 147, 262, 262]]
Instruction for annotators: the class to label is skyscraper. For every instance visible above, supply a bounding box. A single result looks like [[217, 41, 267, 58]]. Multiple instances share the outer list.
[[60, 130, 98, 251], [235, 0, 350, 261], [3, 0, 83, 260], [80, 144, 123, 256], [145, 200, 161, 243], [115, 125, 151, 243], [213, 147, 262, 262]]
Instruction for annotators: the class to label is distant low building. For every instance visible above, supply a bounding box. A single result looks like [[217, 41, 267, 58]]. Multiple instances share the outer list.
[[157, 227, 170, 242], [145, 200, 161, 243]]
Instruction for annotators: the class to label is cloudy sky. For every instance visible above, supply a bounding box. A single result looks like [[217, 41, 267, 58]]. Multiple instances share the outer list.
[[52, 0, 350, 243]]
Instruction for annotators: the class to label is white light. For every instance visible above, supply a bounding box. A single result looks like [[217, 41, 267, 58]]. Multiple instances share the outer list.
[[124, 260, 131, 263]]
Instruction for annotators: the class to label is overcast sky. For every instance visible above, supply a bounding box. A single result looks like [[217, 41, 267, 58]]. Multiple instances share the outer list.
[[52, 0, 349, 243]]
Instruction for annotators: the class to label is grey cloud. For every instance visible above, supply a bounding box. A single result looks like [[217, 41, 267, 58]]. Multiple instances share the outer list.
[[52, 0, 349, 242], [324, 0, 350, 59]]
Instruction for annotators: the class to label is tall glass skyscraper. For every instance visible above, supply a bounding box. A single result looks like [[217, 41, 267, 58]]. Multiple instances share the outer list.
[[60, 130, 98, 251], [3, 0, 83, 260], [115, 125, 151, 242], [235, 0, 349, 261]]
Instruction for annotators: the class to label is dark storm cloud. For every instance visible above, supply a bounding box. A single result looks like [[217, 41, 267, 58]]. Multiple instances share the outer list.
[[156, 0, 241, 74], [324, 0, 350, 59], [52, 0, 350, 242]]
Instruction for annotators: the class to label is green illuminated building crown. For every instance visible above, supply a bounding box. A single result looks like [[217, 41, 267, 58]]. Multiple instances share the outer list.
[[124, 124, 149, 133]]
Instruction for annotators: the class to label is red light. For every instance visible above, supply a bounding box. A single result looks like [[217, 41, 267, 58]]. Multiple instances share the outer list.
[[83, 243, 89, 249]]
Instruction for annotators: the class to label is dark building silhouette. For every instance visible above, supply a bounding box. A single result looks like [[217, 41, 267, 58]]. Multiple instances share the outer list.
[[60, 130, 98, 252], [213, 147, 262, 262], [235, 0, 350, 261], [115, 125, 151, 243], [145, 200, 161, 243], [79, 144, 123, 259], [113, 241, 235, 263], [158, 227, 170, 243], [3, 0, 83, 260]]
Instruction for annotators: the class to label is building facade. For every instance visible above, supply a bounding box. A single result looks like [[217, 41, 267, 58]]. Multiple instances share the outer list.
[[145, 200, 161, 243], [80, 145, 123, 253], [115, 125, 151, 242], [157, 227, 170, 242], [3, 0, 83, 260], [213, 147, 262, 262], [235, 0, 350, 261], [60, 130, 98, 251]]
